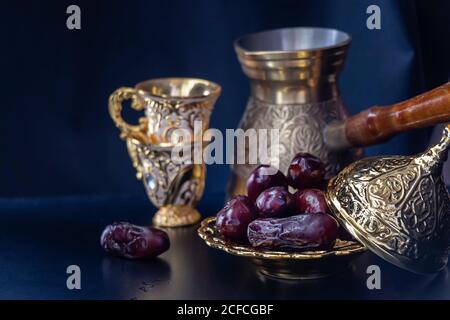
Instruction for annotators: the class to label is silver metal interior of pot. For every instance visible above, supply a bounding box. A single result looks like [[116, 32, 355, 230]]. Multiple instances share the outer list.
[[235, 27, 350, 52]]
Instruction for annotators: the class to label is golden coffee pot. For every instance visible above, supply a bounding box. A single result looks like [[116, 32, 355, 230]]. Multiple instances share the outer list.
[[229, 27, 450, 196], [327, 124, 450, 273]]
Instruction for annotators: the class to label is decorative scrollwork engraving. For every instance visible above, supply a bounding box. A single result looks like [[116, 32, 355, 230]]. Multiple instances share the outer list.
[[144, 99, 212, 144], [232, 98, 354, 180], [328, 135, 450, 273], [134, 143, 205, 208]]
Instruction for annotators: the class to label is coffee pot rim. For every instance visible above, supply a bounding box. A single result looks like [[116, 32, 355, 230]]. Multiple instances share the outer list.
[[234, 26, 351, 58]]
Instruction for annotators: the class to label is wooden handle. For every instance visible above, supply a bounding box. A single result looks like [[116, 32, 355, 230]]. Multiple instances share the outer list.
[[345, 82, 450, 147]]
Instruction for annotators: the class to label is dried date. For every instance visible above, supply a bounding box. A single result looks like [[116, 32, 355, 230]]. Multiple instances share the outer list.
[[101, 222, 170, 259], [247, 213, 338, 250]]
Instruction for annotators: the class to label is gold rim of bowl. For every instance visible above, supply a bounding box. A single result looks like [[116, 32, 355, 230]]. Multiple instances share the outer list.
[[197, 217, 367, 260]]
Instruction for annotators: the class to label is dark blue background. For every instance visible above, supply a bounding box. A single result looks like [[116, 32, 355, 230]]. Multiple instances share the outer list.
[[1, 0, 449, 197]]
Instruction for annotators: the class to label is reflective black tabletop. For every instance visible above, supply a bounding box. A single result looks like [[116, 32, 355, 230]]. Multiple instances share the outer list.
[[0, 193, 449, 300]]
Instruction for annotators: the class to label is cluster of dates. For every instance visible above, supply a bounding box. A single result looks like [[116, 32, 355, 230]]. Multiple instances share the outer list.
[[216, 153, 351, 251]]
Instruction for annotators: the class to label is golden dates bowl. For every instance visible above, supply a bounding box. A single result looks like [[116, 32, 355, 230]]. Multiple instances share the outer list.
[[198, 217, 366, 280]]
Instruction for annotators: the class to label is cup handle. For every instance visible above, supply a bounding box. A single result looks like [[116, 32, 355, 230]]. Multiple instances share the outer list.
[[108, 87, 149, 142]]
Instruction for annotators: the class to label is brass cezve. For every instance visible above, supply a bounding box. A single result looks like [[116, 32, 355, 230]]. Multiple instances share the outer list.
[[229, 27, 450, 196]]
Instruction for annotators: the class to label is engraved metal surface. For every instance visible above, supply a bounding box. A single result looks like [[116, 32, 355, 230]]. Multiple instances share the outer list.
[[327, 124, 450, 273], [198, 216, 366, 279], [108, 78, 220, 227], [144, 98, 213, 144], [108, 78, 220, 144], [233, 98, 348, 179], [229, 27, 358, 197], [198, 217, 366, 260], [134, 142, 205, 208], [131, 140, 205, 227]]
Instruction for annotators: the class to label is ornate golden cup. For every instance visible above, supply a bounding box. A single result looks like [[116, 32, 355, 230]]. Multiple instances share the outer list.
[[108, 78, 221, 227], [131, 139, 206, 227], [109, 78, 221, 145], [327, 124, 450, 274]]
